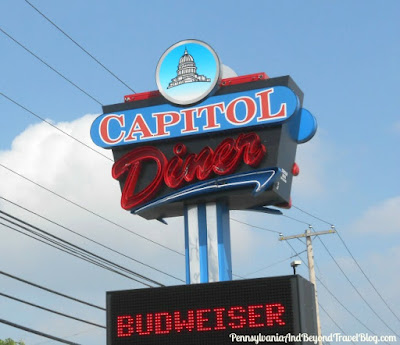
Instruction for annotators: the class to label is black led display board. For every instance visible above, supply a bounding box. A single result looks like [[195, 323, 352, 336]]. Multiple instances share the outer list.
[[107, 275, 318, 345]]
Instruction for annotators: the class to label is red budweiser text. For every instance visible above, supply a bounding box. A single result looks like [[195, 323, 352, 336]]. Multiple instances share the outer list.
[[116, 303, 286, 337]]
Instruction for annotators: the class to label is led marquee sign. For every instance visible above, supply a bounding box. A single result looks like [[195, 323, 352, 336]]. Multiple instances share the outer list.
[[90, 40, 317, 220], [107, 275, 318, 345]]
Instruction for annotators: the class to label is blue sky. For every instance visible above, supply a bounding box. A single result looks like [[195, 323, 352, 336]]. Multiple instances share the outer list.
[[0, 1, 399, 344]]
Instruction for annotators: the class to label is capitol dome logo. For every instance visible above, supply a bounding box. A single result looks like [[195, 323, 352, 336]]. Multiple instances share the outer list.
[[156, 40, 221, 105]]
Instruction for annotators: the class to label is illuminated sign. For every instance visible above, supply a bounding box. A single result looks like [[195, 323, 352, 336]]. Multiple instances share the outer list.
[[90, 39, 317, 220], [106, 275, 318, 345], [94, 76, 316, 220]]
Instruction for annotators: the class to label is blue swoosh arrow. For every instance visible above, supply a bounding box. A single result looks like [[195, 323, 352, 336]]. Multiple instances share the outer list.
[[133, 168, 281, 214]]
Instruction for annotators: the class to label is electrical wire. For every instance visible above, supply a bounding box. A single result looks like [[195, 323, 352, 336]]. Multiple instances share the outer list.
[[0, 317, 82, 345], [1, 91, 276, 265], [315, 234, 399, 337], [291, 205, 333, 226], [0, 292, 105, 328], [0, 220, 153, 287], [3, 6, 376, 339], [0, 95, 185, 276], [0, 13, 184, 282], [0, 93, 113, 162], [32, 327, 101, 345], [335, 229, 400, 324], [23, 0, 136, 94], [0, 210, 164, 287], [284, 240, 392, 345], [0, 211, 164, 287], [0, 162, 184, 256], [0, 269, 105, 311], [230, 217, 281, 234], [292, 204, 400, 324], [0, 195, 185, 283], [288, 205, 400, 325], [6, 10, 394, 328], [227, 218, 386, 343], [318, 303, 354, 344], [242, 250, 307, 278], [0, 27, 103, 105], [0, 96, 281, 279], [281, 213, 312, 226], [0, 94, 186, 277]]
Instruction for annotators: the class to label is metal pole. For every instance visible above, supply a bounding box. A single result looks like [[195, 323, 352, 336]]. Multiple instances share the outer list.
[[184, 200, 232, 284], [280, 227, 335, 344], [305, 228, 322, 345]]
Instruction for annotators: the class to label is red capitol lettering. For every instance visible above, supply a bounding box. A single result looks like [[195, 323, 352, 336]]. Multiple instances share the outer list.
[[98, 88, 286, 145], [112, 132, 266, 210], [116, 303, 286, 337]]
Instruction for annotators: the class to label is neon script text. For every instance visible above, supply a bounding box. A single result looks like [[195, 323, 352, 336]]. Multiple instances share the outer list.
[[112, 133, 266, 210]]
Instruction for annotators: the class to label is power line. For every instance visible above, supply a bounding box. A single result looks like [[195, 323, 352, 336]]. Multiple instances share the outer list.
[[0, 292, 105, 329], [0, 269, 105, 311], [335, 228, 400, 324], [23, 0, 136, 94], [242, 251, 307, 278], [0, 92, 182, 257], [0, 220, 153, 288], [292, 204, 333, 226], [0, 93, 113, 162], [0, 26, 103, 105], [292, 204, 400, 324], [0, 95, 184, 276], [0, 162, 184, 256], [0, 195, 185, 283], [316, 276, 390, 343], [318, 303, 355, 345], [285, 240, 392, 344], [231, 219, 379, 342], [0, 12, 183, 290], [2, 91, 268, 262], [0, 210, 164, 286], [230, 217, 281, 234], [0, 317, 82, 345], [315, 233, 399, 337], [32, 327, 101, 345], [1, 93, 185, 271], [281, 213, 312, 226], [0, 212, 163, 287], [4, 84, 278, 260]]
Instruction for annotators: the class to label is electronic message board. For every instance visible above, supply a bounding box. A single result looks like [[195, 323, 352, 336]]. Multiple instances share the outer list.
[[107, 275, 318, 345]]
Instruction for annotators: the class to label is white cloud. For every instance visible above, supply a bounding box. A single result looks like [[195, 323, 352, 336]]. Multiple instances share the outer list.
[[392, 120, 400, 134], [351, 196, 400, 234], [291, 135, 327, 199], [221, 64, 238, 78]]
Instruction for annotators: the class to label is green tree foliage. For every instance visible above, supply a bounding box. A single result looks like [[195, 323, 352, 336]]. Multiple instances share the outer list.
[[0, 339, 25, 345]]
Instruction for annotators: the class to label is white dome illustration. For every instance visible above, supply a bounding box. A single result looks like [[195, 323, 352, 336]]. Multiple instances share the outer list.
[[168, 48, 211, 89]]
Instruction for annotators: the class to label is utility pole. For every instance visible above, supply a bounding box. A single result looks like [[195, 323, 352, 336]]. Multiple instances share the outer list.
[[279, 226, 336, 345]]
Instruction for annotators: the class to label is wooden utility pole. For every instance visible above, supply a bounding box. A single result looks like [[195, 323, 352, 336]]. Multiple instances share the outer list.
[[279, 226, 336, 345]]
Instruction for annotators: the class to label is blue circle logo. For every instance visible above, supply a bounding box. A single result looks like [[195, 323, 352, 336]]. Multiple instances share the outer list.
[[156, 40, 221, 105]]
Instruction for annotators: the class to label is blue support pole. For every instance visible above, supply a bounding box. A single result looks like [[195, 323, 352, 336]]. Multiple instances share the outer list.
[[184, 200, 232, 284]]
